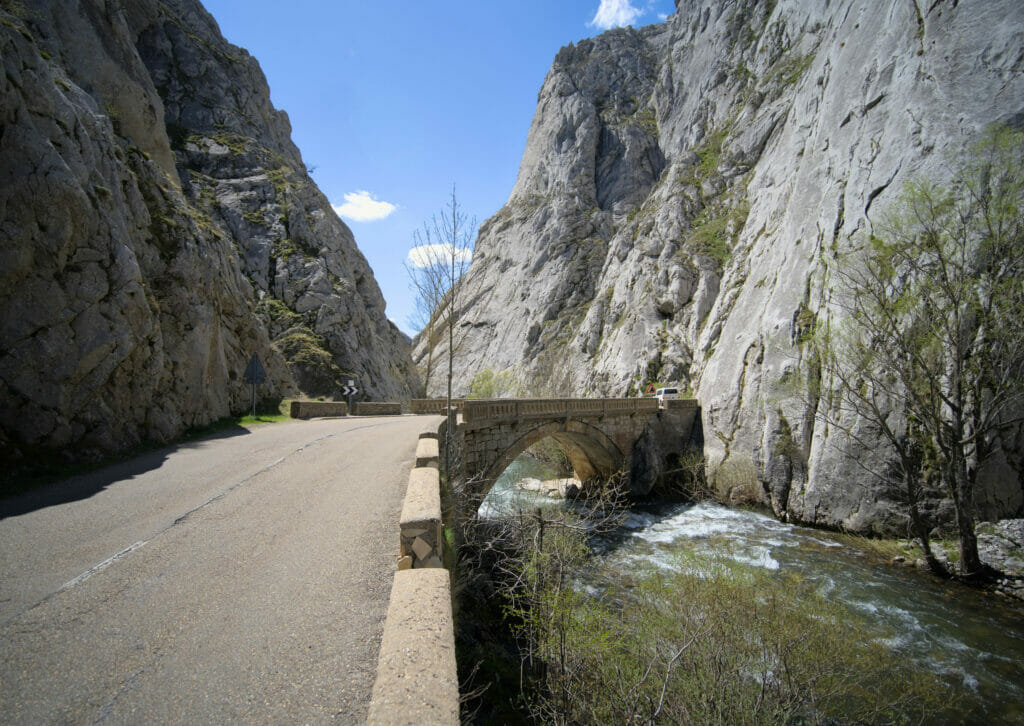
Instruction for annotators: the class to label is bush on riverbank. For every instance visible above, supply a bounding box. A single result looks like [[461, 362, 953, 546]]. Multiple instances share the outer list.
[[458, 505, 953, 724], [521, 550, 952, 724]]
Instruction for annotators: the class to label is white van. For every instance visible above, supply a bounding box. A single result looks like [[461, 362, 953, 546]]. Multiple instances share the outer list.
[[654, 387, 679, 402]]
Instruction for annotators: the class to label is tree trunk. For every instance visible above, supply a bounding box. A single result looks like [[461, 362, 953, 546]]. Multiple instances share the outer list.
[[944, 370, 985, 577], [951, 470, 984, 576], [445, 191, 456, 469], [902, 456, 948, 576]]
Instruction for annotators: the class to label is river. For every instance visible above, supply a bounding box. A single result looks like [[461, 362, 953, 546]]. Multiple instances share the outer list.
[[481, 455, 1024, 725]]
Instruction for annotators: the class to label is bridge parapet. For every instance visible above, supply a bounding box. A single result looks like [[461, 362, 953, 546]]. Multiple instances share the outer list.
[[410, 399, 465, 415], [462, 397, 659, 424], [663, 398, 699, 410]]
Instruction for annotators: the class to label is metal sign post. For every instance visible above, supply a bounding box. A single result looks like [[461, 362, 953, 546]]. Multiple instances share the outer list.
[[243, 352, 267, 417]]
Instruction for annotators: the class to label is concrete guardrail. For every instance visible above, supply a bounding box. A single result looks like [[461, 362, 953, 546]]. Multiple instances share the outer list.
[[289, 400, 347, 418], [368, 420, 458, 725], [366, 568, 459, 725], [352, 402, 402, 416], [415, 437, 440, 468], [398, 466, 443, 569]]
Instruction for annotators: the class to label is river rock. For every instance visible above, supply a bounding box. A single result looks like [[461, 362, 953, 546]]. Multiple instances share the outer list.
[[977, 520, 1024, 576], [419, 0, 1024, 535], [519, 477, 577, 499]]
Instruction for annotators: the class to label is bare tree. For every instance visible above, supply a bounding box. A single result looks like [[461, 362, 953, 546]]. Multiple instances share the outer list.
[[404, 253, 446, 395], [819, 125, 1024, 579], [406, 186, 475, 460]]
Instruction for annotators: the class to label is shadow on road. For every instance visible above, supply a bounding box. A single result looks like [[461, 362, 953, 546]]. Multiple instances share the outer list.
[[0, 426, 252, 520]]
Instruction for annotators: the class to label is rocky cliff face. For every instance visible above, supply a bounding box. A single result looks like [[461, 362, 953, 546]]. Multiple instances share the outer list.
[[0, 0, 417, 466], [424, 0, 1024, 533]]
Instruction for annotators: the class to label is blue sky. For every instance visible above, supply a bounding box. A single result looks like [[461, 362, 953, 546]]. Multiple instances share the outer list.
[[201, 0, 676, 336]]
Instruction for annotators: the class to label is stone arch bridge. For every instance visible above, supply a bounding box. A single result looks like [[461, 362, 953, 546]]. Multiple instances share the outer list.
[[442, 398, 701, 506]]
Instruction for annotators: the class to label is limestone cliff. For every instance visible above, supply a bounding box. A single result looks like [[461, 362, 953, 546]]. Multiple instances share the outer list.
[[423, 0, 1024, 533], [0, 0, 418, 467]]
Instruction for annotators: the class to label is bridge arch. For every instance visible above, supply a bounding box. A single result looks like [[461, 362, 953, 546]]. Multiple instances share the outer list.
[[480, 419, 625, 496], [451, 398, 701, 513]]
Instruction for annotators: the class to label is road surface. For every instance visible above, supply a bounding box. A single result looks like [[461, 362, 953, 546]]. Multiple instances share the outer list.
[[0, 415, 442, 724]]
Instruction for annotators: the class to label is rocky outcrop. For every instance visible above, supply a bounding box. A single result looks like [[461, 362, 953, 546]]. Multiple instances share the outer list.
[[0, 0, 417, 467], [424, 0, 1024, 533]]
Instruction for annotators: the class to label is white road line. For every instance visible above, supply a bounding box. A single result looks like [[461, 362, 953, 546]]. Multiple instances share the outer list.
[[5, 426, 381, 624], [57, 541, 147, 594]]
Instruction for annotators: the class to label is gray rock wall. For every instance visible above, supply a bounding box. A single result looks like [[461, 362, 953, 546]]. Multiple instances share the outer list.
[[423, 0, 1024, 533], [0, 0, 417, 467]]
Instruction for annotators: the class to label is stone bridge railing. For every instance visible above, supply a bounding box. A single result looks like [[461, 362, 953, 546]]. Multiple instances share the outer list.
[[410, 399, 466, 415], [461, 397, 664, 423]]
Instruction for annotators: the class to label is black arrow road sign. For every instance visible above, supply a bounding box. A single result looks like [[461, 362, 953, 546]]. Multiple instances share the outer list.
[[339, 385, 359, 397]]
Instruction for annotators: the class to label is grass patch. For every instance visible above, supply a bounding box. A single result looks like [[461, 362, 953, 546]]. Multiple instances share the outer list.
[[833, 532, 920, 562], [696, 125, 730, 178], [677, 193, 750, 271], [275, 329, 334, 369], [771, 52, 814, 88], [255, 296, 301, 332], [235, 413, 290, 426], [242, 208, 268, 227], [832, 531, 965, 567]]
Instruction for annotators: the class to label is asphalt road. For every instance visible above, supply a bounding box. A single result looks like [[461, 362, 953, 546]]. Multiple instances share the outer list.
[[0, 415, 442, 724]]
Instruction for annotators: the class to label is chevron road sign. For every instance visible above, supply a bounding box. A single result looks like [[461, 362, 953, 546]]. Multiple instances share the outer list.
[[342, 379, 360, 411]]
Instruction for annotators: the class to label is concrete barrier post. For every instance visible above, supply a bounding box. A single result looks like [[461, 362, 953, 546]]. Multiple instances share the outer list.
[[289, 400, 348, 418], [367, 569, 459, 725], [415, 437, 439, 468], [352, 402, 402, 416], [399, 467, 443, 569]]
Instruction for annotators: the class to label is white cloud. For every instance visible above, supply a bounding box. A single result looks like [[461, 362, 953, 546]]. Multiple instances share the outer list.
[[589, 0, 643, 30], [407, 243, 473, 269], [332, 190, 397, 222]]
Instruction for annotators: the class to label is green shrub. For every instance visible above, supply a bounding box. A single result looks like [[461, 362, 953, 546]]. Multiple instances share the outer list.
[[255, 296, 301, 334], [680, 199, 750, 271], [512, 534, 953, 725], [467, 368, 516, 398], [714, 455, 762, 505], [274, 327, 349, 398]]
